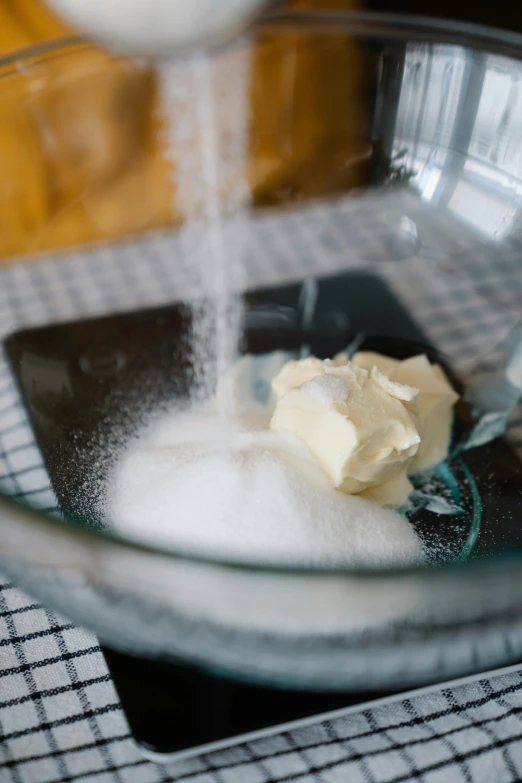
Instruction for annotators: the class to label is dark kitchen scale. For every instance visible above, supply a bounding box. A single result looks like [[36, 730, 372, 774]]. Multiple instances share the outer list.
[[6, 271, 522, 760]]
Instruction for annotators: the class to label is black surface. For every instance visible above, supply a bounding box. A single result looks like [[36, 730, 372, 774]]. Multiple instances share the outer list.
[[5, 270, 522, 753], [101, 644, 400, 755]]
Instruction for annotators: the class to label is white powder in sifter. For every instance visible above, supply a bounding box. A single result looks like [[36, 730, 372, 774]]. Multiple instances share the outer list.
[[45, 0, 267, 55], [106, 404, 424, 568]]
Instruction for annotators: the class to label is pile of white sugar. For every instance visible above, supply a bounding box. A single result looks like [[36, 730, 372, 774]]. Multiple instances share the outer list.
[[106, 403, 424, 567]]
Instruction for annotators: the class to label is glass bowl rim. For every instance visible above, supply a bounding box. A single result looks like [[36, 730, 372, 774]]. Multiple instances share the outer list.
[[1, 9, 522, 580], [1, 9, 522, 67]]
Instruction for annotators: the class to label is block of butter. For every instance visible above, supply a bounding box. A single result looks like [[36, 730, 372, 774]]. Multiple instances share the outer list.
[[272, 355, 347, 400], [352, 352, 459, 472], [270, 358, 421, 496]]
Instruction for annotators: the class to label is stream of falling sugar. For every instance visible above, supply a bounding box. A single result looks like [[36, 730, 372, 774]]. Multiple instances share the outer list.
[[158, 43, 251, 408]]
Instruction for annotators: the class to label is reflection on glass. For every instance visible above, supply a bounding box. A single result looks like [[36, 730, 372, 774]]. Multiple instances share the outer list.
[[448, 180, 517, 239], [470, 57, 522, 173], [391, 46, 522, 242]]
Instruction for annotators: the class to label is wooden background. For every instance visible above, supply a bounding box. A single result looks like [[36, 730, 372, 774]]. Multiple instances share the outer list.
[[0, 0, 519, 263]]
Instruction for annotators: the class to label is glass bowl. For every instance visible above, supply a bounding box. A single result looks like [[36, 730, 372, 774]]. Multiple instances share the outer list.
[[1, 12, 522, 691]]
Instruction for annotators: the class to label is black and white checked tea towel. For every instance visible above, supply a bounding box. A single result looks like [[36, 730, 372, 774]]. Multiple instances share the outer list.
[[2, 192, 522, 782]]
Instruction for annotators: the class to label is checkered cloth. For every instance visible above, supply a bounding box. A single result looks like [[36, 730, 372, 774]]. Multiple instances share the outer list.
[[2, 190, 522, 782]]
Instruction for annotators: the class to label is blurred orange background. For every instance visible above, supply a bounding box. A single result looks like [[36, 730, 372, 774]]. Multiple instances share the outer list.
[[0, 0, 363, 261]]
